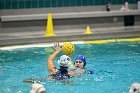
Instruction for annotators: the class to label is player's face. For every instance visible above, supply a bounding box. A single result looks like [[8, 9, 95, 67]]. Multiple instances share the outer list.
[[75, 60, 84, 68]]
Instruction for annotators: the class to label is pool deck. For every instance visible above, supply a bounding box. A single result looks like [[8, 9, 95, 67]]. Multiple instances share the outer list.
[[0, 25, 140, 47], [0, 8, 140, 47]]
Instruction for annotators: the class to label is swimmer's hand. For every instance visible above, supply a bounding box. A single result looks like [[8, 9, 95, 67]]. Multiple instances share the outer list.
[[54, 42, 62, 53]]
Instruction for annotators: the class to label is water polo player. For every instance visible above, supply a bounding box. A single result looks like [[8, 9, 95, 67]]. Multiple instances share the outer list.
[[48, 42, 74, 80], [68, 55, 94, 76]]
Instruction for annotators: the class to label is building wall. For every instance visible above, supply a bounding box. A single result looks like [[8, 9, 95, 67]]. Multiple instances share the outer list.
[[0, 0, 138, 10]]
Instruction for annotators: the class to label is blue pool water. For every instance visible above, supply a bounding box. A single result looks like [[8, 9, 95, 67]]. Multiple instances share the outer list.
[[0, 42, 140, 93]]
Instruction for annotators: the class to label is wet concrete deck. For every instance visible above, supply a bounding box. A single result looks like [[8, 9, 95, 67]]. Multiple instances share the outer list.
[[0, 25, 140, 46], [0, 8, 140, 46]]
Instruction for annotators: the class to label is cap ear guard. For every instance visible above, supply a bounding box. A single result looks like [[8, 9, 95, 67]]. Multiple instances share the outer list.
[[129, 82, 140, 93], [30, 83, 46, 93], [58, 55, 71, 67]]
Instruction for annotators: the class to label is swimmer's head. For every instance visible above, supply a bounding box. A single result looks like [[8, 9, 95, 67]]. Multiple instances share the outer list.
[[58, 55, 71, 67], [129, 82, 140, 93], [75, 55, 86, 68], [30, 83, 46, 93]]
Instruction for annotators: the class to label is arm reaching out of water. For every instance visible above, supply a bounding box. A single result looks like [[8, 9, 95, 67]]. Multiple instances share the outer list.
[[48, 42, 61, 74], [23, 42, 75, 83]]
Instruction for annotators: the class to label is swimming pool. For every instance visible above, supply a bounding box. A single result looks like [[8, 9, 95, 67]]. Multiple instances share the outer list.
[[0, 41, 140, 93]]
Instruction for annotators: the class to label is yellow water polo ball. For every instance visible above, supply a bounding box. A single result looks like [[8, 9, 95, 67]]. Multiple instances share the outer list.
[[62, 42, 75, 55]]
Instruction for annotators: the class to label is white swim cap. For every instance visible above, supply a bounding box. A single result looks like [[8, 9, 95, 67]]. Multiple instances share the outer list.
[[30, 83, 46, 93], [129, 82, 140, 93], [58, 55, 71, 67]]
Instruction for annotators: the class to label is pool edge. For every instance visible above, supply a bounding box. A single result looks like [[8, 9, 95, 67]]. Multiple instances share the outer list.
[[83, 37, 140, 44], [0, 37, 140, 50]]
